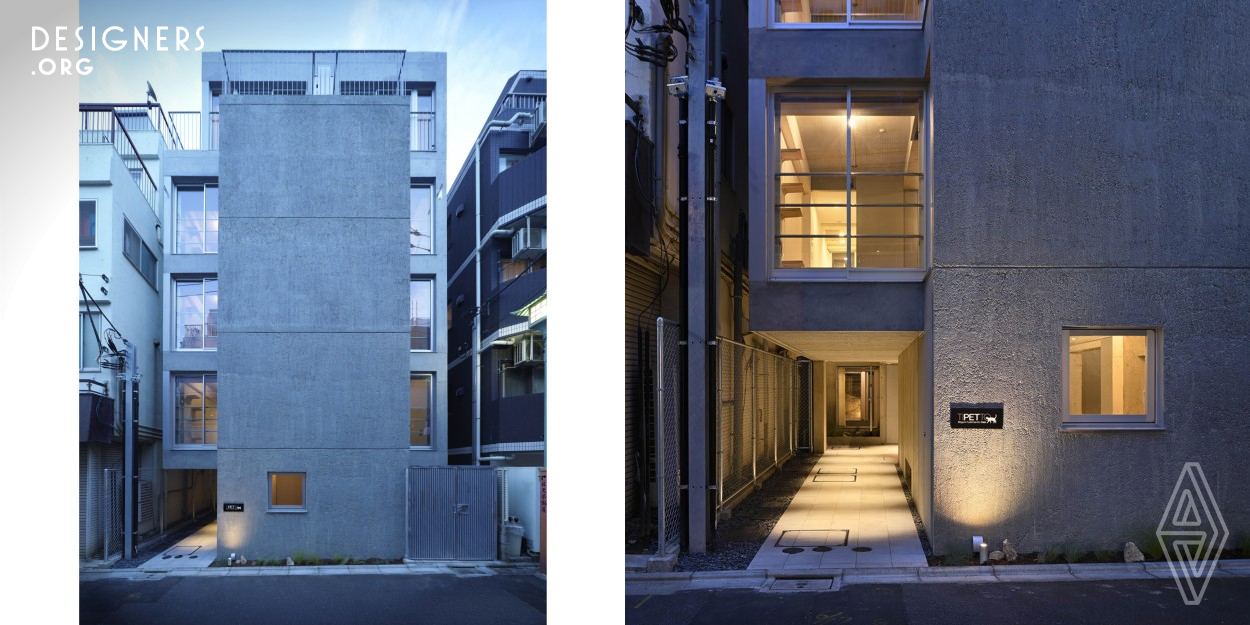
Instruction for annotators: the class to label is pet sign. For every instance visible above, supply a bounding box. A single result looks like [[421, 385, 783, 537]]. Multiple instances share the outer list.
[[950, 405, 1004, 429]]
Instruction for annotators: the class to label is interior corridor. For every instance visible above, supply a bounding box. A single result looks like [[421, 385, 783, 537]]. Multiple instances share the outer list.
[[747, 444, 927, 570]]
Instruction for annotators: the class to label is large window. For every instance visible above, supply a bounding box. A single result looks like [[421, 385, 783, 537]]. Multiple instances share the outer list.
[[773, 89, 925, 277], [410, 278, 433, 351], [268, 473, 306, 511], [1062, 329, 1160, 429], [176, 184, 219, 254], [123, 218, 158, 288], [410, 374, 433, 448], [773, 0, 926, 27], [80, 200, 96, 247], [175, 278, 218, 350], [80, 312, 102, 370], [174, 373, 217, 446], [410, 184, 434, 254]]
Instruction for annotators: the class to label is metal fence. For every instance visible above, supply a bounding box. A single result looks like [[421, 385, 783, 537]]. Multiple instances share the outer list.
[[411, 111, 435, 151], [101, 467, 163, 561], [222, 50, 405, 96], [169, 111, 219, 150], [797, 360, 813, 451], [715, 339, 800, 519], [655, 318, 683, 555], [79, 106, 159, 213], [406, 466, 498, 561]]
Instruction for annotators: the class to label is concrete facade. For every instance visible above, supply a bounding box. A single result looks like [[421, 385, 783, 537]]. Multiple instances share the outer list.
[[643, 0, 1250, 557], [157, 51, 448, 559]]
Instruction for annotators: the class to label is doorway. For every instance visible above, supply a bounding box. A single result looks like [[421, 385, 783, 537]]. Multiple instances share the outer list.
[[828, 365, 882, 438]]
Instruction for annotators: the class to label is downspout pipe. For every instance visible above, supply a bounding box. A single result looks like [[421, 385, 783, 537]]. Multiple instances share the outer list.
[[122, 339, 137, 558], [473, 111, 534, 466]]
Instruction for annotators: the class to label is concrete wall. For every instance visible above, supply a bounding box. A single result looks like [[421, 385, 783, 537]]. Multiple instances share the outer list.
[[216, 95, 410, 558], [928, 0, 1250, 554]]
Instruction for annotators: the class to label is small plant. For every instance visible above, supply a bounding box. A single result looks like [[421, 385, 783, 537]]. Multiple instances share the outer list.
[[332, 553, 346, 565]]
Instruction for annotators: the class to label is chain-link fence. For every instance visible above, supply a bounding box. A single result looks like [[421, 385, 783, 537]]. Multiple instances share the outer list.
[[102, 467, 164, 561], [715, 339, 800, 520], [655, 318, 683, 555]]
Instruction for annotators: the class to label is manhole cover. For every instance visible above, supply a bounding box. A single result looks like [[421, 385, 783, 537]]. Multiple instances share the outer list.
[[771, 578, 834, 591], [852, 546, 873, 553], [782, 547, 805, 554], [813, 546, 833, 553]]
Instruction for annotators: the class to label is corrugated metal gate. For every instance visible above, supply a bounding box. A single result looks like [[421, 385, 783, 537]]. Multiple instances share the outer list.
[[406, 467, 498, 561], [655, 317, 682, 555]]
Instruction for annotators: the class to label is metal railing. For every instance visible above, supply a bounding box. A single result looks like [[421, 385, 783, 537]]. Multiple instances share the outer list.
[[715, 339, 800, 520], [222, 50, 405, 96], [528, 100, 546, 145], [80, 105, 159, 214], [655, 318, 683, 555], [169, 111, 219, 150], [411, 111, 435, 151]]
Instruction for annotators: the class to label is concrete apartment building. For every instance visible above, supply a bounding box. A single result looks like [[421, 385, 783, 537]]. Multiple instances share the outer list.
[[446, 71, 547, 470], [626, 0, 1250, 559], [147, 50, 449, 559]]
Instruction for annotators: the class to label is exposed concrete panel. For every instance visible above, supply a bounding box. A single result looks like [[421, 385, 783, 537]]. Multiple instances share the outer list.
[[749, 281, 924, 331], [216, 448, 407, 558], [749, 29, 927, 80], [930, 268, 1250, 555]]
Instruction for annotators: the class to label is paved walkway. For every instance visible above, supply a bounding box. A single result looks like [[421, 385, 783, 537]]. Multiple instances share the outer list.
[[139, 520, 217, 570], [747, 444, 927, 570]]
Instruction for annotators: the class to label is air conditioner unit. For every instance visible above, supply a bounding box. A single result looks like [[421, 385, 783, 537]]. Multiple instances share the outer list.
[[512, 227, 546, 261], [514, 335, 544, 366]]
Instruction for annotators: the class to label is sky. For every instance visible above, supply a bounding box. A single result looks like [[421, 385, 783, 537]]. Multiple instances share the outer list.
[[79, 0, 546, 174]]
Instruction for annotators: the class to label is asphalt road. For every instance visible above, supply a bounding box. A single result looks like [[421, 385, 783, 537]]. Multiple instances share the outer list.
[[81, 573, 545, 625], [626, 578, 1250, 625]]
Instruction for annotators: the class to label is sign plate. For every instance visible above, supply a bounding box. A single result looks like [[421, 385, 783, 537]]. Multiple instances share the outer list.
[[223, 502, 244, 512], [950, 405, 1004, 429]]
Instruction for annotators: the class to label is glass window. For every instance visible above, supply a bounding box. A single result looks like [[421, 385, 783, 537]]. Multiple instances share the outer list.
[[175, 278, 218, 350], [80, 200, 96, 247], [269, 473, 305, 510], [1063, 329, 1160, 428], [80, 312, 102, 370], [122, 219, 158, 288], [410, 278, 433, 351], [174, 373, 217, 446], [773, 0, 926, 26], [410, 184, 434, 254], [774, 90, 924, 275], [410, 374, 433, 447], [410, 88, 435, 151], [176, 184, 219, 254]]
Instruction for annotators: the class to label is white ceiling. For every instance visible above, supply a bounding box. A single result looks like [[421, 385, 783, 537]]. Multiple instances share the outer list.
[[755, 330, 921, 363]]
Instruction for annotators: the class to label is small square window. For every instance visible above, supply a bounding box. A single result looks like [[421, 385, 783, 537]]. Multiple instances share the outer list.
[[1062, 329, 1161, 430], [269, 472, 305, 511]]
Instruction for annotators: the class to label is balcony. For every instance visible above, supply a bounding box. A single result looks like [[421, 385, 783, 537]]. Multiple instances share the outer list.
[[168, 111, 219, 150], [79, 105, 165, 213], [773, 0, 926, 27]]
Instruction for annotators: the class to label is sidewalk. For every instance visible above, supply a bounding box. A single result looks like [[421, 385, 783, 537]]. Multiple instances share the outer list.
[[82, 561, 543, 582]]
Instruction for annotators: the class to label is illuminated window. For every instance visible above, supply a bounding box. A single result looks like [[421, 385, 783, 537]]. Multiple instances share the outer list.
[[174, 373, 217, 446], [773, 89, 925, 277], [410, 278, 433, 351], [410, 374, 433, 448], [773, 0, 926, 27], [268, 473, 305, 511], [1062, 329, 1161, 429]]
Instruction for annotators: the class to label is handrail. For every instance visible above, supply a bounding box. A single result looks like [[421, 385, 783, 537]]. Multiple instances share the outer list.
[[80, 106, 159, 213]]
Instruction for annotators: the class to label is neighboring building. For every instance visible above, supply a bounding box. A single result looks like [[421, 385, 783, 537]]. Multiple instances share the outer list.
[[446, 71, 547, 469], [79, 102, 195, 561], [158, 50, 448, 559], [629, 0, 1250, 558]]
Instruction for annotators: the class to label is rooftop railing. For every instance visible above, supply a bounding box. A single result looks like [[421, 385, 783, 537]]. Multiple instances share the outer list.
[[169, 111, 219, 150], [221, 50, 406, 96], [80, 105, 159, 213]]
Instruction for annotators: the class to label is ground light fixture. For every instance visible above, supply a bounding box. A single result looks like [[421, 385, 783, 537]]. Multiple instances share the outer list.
[[972, 535, 984, 562], [980, 541, 988, 564]]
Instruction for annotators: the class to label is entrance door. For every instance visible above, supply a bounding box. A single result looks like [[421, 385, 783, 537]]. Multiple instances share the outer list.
[[314, 64, 335, 95], [831, 365, 880, 437]]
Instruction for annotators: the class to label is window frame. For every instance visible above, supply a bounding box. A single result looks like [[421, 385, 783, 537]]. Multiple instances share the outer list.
[[409, 373, 434, 449], [267, 472, 307, 513], [173, 276, 219, 351], [80, 311, 103, 371], [122, 217, 159, 289], [1060, 328, 1163, 431], [767, 86, 929, 282], [174, 183, 219, 255], [171, 372, 218, 448], [80, 199, 97, 248], [410, 183, 435, 255], [409, 277, 435, 352], [769, 0, 928, 30]]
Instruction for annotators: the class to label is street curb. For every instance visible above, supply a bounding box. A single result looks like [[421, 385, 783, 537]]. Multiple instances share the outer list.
[[623, 558, 1250, 592], [83, 562, 542, 580]]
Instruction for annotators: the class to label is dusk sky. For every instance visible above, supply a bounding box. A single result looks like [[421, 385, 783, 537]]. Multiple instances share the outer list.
[[79, 0, 547, 172]]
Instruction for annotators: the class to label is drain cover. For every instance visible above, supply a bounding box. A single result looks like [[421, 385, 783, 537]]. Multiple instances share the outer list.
[[813, 474, 857, 482], [813, 546, 833, 553], [771, 578, 834, 591], [817, 467, 857, 474], [782, 547, 805, 554], [852, 546, 872, 552]]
